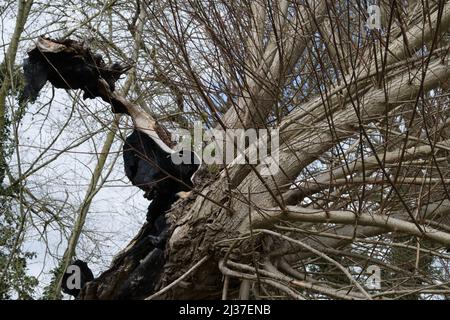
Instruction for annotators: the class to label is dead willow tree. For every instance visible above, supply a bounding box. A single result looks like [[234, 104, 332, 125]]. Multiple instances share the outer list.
[[31, 0, 450, 299]]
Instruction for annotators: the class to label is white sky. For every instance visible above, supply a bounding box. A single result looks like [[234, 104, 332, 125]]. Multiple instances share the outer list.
[[1, 3, 149, 297]]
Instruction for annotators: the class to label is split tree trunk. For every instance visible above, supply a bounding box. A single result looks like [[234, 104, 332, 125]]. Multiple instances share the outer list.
[[77, 1, 450, 300]]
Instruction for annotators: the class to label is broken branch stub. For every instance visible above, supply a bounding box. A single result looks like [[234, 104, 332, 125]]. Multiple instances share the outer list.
[[22, 36, 130, 113], [22, 36, 174, 150]]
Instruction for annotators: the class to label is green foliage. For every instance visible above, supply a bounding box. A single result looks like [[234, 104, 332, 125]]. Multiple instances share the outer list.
[[0, 63, 26, 187], [0, 63, 36, 300], [41, 264, 64, 300], [0, 199, 38, 299], [0, 63, 25, 91]]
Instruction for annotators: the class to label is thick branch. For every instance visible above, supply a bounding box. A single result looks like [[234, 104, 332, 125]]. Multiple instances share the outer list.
[[239, 205, 450, 247]]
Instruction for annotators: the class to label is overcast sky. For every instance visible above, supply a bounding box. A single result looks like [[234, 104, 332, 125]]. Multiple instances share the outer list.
[[1, 5, 150, 297]]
